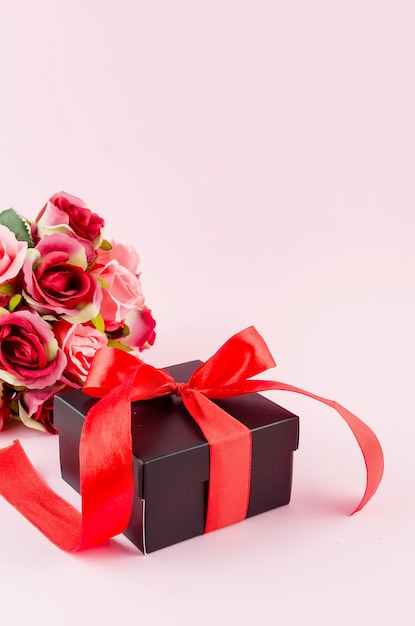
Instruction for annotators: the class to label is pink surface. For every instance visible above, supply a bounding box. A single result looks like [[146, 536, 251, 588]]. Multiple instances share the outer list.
[[0, 2, 413, 624]]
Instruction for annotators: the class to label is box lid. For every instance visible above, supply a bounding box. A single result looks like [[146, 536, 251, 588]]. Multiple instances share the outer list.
[[54, 360, 299, 500]]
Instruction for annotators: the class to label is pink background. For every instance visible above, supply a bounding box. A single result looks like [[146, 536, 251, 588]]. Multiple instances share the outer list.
[[0, 2, 413, 624]]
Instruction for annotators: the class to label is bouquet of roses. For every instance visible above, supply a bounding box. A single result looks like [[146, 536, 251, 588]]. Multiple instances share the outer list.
[[0, 192, 156, 433]]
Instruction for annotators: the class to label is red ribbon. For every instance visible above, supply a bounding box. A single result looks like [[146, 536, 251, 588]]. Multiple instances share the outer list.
[[0, 327, 384, 551]]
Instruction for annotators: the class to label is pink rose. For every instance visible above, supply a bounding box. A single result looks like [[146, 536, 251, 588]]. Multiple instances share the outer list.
[[22, 233, 102, 324], [93, 241, 145, 331], [54, 320, 108, 385], [116, 308, 156, 355], [0, 224, 27, 283], [33, 192, 105, 263], [0, 309, 66, 389]]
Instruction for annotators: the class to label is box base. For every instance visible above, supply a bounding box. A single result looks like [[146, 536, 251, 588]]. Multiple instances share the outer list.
[[59, 435, 294, 553]]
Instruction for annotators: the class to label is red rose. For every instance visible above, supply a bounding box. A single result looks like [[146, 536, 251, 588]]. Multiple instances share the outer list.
[[0, 382, 13, 430], [22, 233, 102, 324], [17, 386, 63, 433], [33, 191, 105, 262], [0, 309, 66, 390], [115, 307, 156, 355]]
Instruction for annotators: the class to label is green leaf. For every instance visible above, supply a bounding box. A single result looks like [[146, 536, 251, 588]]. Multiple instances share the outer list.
[[0, 284, 15, 296], [90, 313, 105, 333], [100, 239, 112, 251], [107, 339, 131, 352], [96, 275, 109, 289], [0, 208, 34, 247], [8, 294, 22, 311]]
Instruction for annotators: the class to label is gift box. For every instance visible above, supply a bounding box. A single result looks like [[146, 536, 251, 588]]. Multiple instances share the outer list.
[[54, 359, 299, 553]]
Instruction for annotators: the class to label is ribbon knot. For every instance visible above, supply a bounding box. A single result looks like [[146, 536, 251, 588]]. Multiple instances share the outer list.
[[173, 382, 188, 397]]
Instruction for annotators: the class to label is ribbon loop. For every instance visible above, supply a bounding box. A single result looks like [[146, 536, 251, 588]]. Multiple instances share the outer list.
[[188, 326, 276, 390]]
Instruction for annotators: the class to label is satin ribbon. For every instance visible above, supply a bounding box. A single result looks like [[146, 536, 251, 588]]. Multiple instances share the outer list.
[[0, 326, 384, 551]]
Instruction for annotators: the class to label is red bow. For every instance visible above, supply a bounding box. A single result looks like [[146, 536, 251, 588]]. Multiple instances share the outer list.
[[0, 327, 384, 552]]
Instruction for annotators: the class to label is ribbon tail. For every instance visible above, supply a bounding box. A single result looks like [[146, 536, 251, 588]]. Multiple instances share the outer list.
[[78, 373, 135, 547], [0, 439, 83, 551], [0, 374, 135, 551], [224, 379, 384, 514], [285, 383, 383, 514]]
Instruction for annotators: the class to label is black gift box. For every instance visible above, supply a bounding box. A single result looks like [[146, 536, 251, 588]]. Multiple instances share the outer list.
[[54, 360, 299, 553]]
